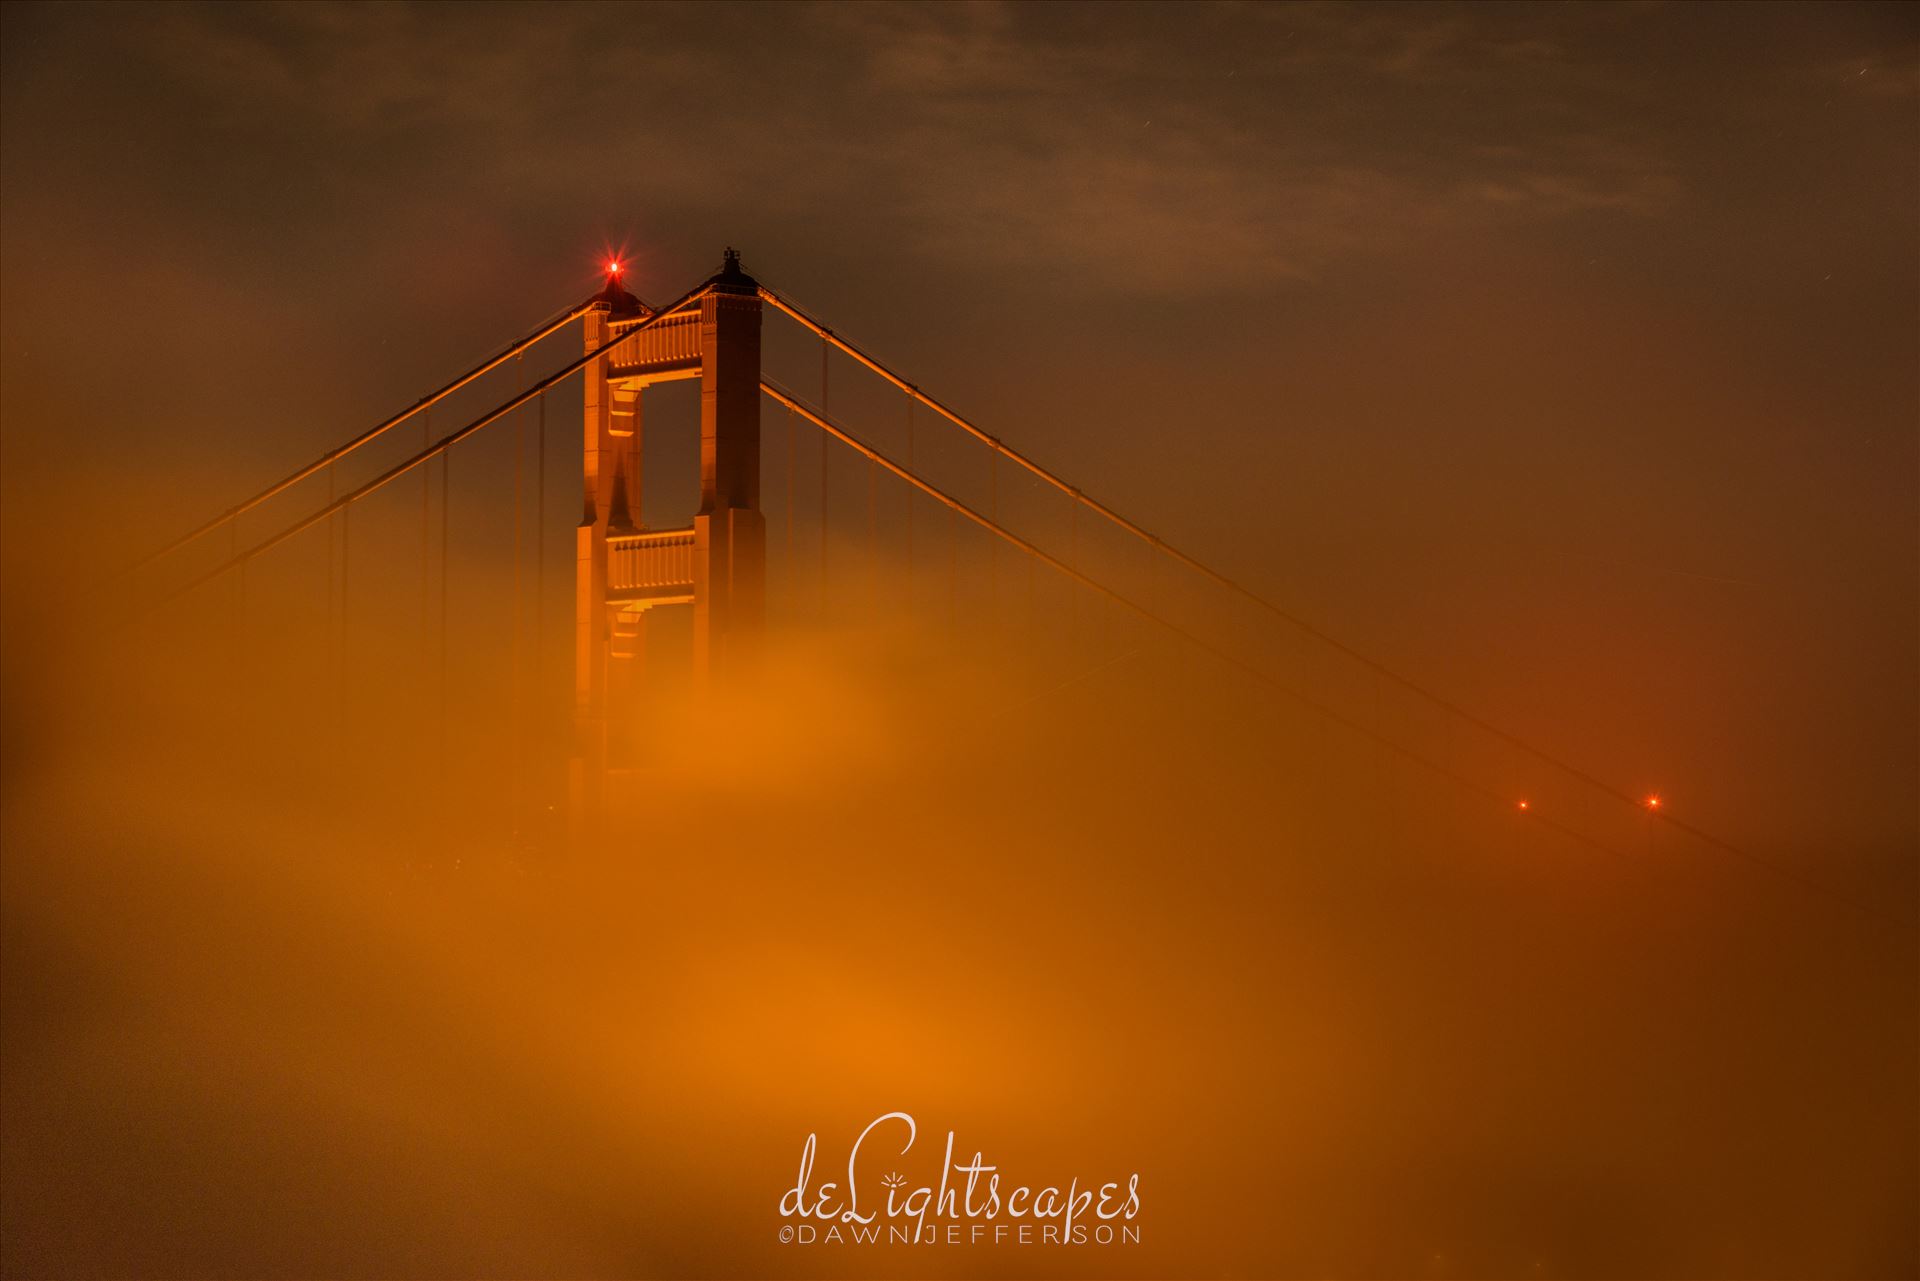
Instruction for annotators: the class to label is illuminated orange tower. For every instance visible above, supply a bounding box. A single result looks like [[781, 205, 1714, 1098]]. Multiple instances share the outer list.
[[573, 250, 765, 811]]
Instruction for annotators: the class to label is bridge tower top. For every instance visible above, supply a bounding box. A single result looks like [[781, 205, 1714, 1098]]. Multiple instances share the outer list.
[[707, 246, 756, 292], [589, 259, 644, 317], [574, 249, 765, 820]]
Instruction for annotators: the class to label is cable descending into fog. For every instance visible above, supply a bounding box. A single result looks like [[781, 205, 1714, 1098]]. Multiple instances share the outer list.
[[129, 262, 1903, 934], [758, 281, 1812, 888], [766, 377, 1629, 850], [985, 645, 1149, 726], [145, 283, 709, 610], [126, 296, 593, 577], [761, 378, 1904, 934]]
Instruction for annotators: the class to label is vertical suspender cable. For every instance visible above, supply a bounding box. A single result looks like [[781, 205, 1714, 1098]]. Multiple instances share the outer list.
[[988, 453, 998, 620], [534, 390, 546, 766], [326, 461, 338, 767], [905, 396, 914, 582], [421, 414, 431, 696], [420, 413, 432, 813], [785, 406, 796, 616], [1373, 669, 1387, 844], [819, 339, 829, 613], [228, 520, 241, 662], [339, 504, 351, 772], [326, 458, 336, 665], [1068, 498, 1079, 643], [1027, 547, 1035, 639], [438, 449, 450, 815], [511, 356, 524, 827], [236, 542, 247, 652]]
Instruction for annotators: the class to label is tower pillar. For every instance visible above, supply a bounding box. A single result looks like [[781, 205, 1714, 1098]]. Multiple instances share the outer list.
[[571, 267, 647, 831], [692, 250, 764, 682], [571, 250, 765, 837]]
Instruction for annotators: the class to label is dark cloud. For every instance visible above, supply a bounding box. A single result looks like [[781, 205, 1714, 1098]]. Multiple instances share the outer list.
[[20, 2, 1899, 294]]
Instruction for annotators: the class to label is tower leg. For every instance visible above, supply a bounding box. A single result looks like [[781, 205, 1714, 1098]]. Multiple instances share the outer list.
[[692, 263, 765, 682], [572, 251, 764, 840], [571, 298, 625, 845], [608, 605, 647, 770]]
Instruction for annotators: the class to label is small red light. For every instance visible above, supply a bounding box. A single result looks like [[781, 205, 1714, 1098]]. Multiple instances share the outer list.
[[1645, 794, 1662, 810], [606, 260, 623, 276], [1517, 800, 1530, 812]]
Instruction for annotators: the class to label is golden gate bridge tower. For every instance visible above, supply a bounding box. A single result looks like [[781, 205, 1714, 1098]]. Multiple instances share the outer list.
[[127, 246, 1735, 888], [573, 250, 765, 809]]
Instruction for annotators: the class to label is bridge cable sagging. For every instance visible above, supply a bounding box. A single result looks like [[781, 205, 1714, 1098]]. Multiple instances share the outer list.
[[129, 298, 592, 577], [758, 283, 1819, 898], [131, 267, 1895, 931], [759, 375, 1897, 933], [148, 281, 712, 609]]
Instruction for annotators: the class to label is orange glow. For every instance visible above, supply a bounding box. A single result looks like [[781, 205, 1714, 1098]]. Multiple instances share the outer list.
[[1646, 794, 1662, 810], [606, 259, 624, 277], [1517, 799, 1530, 812]]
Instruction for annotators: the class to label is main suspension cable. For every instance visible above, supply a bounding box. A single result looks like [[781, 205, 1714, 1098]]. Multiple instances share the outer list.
[[759, 282, 1765, 869], [147, 283, 706, 609], [128, 297, 592, 576], [759, 378, 1901, 933]]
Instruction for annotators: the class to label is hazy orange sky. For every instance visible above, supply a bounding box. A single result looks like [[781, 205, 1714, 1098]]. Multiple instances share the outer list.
[[2, 4, 1915, 1278], [5, 2, 1914, 869]]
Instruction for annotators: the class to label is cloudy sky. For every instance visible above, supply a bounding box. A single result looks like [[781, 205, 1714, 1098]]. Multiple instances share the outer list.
[[2, 4, 1917, 1276], [7, 0, 1913, 863]]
